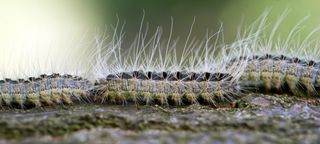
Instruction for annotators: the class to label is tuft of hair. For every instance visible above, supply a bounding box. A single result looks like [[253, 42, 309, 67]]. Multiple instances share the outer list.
[[226, 10, 320, 97], [91, 16, 250, 106]]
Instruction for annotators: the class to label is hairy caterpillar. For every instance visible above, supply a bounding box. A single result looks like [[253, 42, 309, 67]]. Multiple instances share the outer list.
[[90, 16, 250, 107], [93, 71, 241, 106], [90, 10, 320, 106], [227, 11, 320, 97], [234, 54, 320, 96], [0, 73, 92, 108], [1, 11, 320, 108]]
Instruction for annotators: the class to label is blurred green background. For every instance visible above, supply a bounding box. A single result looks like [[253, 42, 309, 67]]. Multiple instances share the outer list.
[[1, 0, 320, 49], [93, 0, 320, 43], [0, 0, 320, 76]]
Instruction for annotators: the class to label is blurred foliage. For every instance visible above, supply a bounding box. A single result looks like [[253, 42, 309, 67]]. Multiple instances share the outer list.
[[86, 0, 320, 43]]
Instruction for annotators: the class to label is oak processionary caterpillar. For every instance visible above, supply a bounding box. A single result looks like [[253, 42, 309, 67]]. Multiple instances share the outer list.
[[94, 71, 241, 106], [2, 11, 320, 108], [0, 74, 93, 108], [237, 54, 320, 96]]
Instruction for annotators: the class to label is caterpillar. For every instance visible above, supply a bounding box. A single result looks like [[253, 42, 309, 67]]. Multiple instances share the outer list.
[[90, 16, 250, 107], [93, 71, 241, 106], [0, 73, 93, 108], [2, 11, 320, 108], [233, 54, 320, 96], [226, 11, 320, 97], [90, 11, 320, 106]]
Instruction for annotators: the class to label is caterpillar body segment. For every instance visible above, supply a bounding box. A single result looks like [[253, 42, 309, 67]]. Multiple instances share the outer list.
[[92, 71, 242, 106], [234, 54, 320, 96], [0, 73, 93, 108]]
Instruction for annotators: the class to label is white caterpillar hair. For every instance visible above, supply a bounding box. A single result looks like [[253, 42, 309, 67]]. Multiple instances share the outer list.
[[92, 16, 250, 82], [91, 9, 320, 82], [1, 10, 320, 108], [91, 10, 320, 105], [242, 10, 320, 60], [90, 13, 254, 106]]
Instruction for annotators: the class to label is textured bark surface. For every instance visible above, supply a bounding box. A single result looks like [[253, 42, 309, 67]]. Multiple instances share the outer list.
[[0, 93, 319, 144]]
